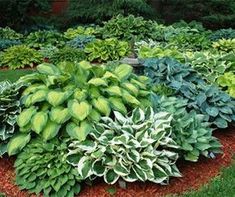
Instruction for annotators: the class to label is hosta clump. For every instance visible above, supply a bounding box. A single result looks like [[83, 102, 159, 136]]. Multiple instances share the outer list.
[[100, 15, 157, 41], [210, 28, 235, 41], [142, 57, 235, 128], [66, 35, 96, 49], [84, 38, 130, 62], [153, 96, 221, 162], [68, 108, 181, 185], [64, 26, 96, 39], [25, 30, 66, 48], [217, 72, 235, 98], [0, 39, 21, 51], [0, 45, 43, 69], [14, 138, 81, 197], [0, 81, 24, 155], [12, 61, 151, 155], [0, 27, 23, 40], [49, 47, 86, 64], [212, 38, 235, 52]]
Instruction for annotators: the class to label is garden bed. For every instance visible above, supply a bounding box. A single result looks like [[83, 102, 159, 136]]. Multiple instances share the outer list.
[[0, 127, 234, 197]]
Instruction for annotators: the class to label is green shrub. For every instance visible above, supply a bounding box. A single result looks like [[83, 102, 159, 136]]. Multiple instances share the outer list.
[[153, 96, 221, 162], [217, 72, 235, 98], [143, 58, 235, 128], [14, 138, 81, 197], [64, 26, 96, 40], [8, 61, 152, 155], [0, 27, 23, 40], [0, 45, 43, 69], [25, 30, 66, 48], [84, 38, 130, 62], [100, 15, 157, 41], [67, 108, 181, 184], [0, 81, 24, 155], [49, 47, 86, 64]]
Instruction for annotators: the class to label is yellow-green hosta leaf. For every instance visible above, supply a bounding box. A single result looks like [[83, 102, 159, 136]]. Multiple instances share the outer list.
[[41, 120, 61, 141], [122, 82, 139, 96], [92, 97, 111, 116], [88, 78, 107, 86], [114, 64, 133, 81], [17, 106, 37, 128], [50, 107, 71, 124], [22, 94, 33, 107], [79, 61, 92, 70], [7, 133, 31, 156], [105, 86, 122, 96], [88, 109, 101, 122], [68, 100, 91, 121], [47, 90, 72, 107], [109, 97, 127, 114], [37, 63, 61, 75], [89, 87, 100, 98], [130, 78, 146, 89], [102, 71, 119, 81], [31, 111, 48, 134], [22, 84, 47, 96], [30, 89, 48, 104], [19, 122, 31, 133], [66, 121, 92, 141], [73, 89, 88, 101], [122, 90, 140, 106]]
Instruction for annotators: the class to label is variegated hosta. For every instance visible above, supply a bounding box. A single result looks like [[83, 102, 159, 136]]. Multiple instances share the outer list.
[[67, 108, 181, 185], [9, 61, 152, 155], [0, 81, 23, 155], [153, 96, 221, 162]]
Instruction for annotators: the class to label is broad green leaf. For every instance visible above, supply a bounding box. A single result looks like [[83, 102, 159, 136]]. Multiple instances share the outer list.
[[17, 106, 37, 128], [122, 90, 140, 106], [132, 165, 147, 181], [114, 162, 129, 176], [104, 169, 119, 184], [88, 78, 107, 86], [22, 84, 47, 96], [50, 107, 71, 124], [77, 156, 92, 179], [7, 133, 31, 156], [92, 97, 111, 116], [37, 63, 60, 75], [114, 64, 133, 81], [31, 111, 48, 134], [102, 71, 119, 81], [41, 120, 61, 141], [105, 86, 122, 96], [88, 109, 101, 122], [122, 82, 139, 96], [68, 100, 91, 121], [47, 90, 72, 107], [30, 89, 48, 104], [73, 89, 87, 101], [108, 97, 127, 114], [92, 160, 106, 176]]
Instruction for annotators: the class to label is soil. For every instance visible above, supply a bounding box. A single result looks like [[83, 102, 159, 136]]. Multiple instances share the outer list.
[[0, 128, 234, 197]]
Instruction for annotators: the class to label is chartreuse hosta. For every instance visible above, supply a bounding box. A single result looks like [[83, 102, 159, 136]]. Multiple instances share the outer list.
[[153, 96, 221, 162], [7, 61, 152, 156], [67, 108, 181, 185]]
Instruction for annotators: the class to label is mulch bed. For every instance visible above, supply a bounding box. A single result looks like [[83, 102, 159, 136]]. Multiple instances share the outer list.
[[0, 128, 234, 197]]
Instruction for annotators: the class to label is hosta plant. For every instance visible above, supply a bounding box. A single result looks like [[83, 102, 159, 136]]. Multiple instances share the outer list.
[[153, 96, 221, 162], [0, 27, 23, 40], [14, 138, 81, 197], [64, 26, 96, 39], [25, 30, 66, 48], [143, 57, 235, 128], [217, 72, 235, 98], [84, 38, 130, 62], [49, 47, 86, 64], [0, 45, 43, 69], [0, 81, 24, 155], [11, 61, 151, 155], [66, 35, 96, 49], [0, 39, 21, 51], [68, 108, 181, 184], [39, 45, 59, 59], [212, 38, 235, 52], [100, 15, 157, 41], [210, 28, 235, 41]]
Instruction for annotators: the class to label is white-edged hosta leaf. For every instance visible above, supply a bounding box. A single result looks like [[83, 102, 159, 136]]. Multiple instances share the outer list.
[[77, 156, 92, 179], [122, 168, 138, 182], [131, 108, 145, 123], [7, 133, 31, 156], [104, 169, 119, 184], [50, 107, 71, 124], [113, 111, 127, 124], [76, 140, 97, 152], [114, 162, 129, 176], [132, 165, 147, 181], [17, 106, 37, 128], [31, 111, 48, 134], [68, 100, 91, 121], [92, 160, 106, 176], [41, 120, 61, 141], [126, 149, 140, 163]]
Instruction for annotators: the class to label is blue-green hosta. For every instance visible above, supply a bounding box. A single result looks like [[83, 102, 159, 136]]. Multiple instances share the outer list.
[[0, 81, 24, 155], [67, 108, 181, 185], [153, 96, 221, 162], [143, 57, 235, 128], [8, 61, 152, 155]]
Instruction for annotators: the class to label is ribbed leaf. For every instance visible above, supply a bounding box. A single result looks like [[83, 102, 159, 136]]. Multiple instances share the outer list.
[[41, 120, 61, 141], [50, 107, 71, 124], [17, 107, 37, 128], [31, 111, 48, 134], [68, 100, 91, 121]]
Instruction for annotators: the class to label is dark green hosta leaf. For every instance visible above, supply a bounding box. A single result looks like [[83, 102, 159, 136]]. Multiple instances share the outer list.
[[104, 169, 119, 184]]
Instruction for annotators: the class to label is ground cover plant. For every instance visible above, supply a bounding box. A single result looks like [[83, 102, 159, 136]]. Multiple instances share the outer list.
[[0, 14, 235, 197]]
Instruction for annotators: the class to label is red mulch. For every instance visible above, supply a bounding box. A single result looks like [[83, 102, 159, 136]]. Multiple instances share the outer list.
[[0, 128, 235, 197]]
